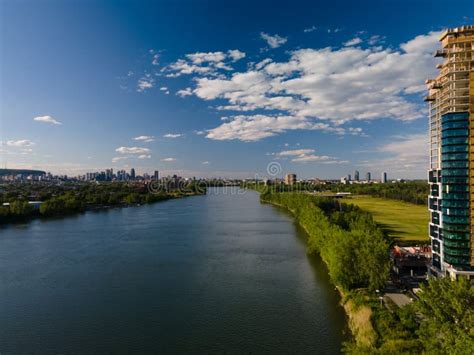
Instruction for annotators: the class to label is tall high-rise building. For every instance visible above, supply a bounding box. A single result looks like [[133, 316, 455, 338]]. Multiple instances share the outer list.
[[381, 172, 387, 183], [130, 168, 136, 180], [366, 172, 371, 182], [354, 170, 360, 181], [284, 173, 296, 185], [153, 170, 159, 180], [426, 26, 474, 278], [106, 168, 113, 181]]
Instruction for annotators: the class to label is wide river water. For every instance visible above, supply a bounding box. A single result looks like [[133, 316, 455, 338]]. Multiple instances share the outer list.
[[0, 188, 347, 353]]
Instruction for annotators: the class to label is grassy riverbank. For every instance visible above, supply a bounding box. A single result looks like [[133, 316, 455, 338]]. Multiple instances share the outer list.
[[341, 195, 429, 244]]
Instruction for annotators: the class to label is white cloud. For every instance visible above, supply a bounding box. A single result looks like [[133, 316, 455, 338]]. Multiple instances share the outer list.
[[368, 35, 384, 46], [163, 133, 182, 138], [137, 74, 154, 92], [260, 32, 287, 49], [133, 135, 155, 142], [278, 149, 315, 156], [165, 49, 246, 77], [227, 49, 246, 61], [292, 154, 332, 162], [360, 133, 428, 178], [138, 154, 151, 159], [160, 87, 168, 91], [115, 147, 151, 154], [152, 53, 160, 66], [179, 31, 441, 141], [254, 58, 272, 70], [5, 139, 35, 147], [202, 161, 210, 165], [303, 26, 317, 33], [33, 115, 62, 125], [161, 157, 176, 162], [400, 31, 440, 54], [274, 148, 346, 164], [344, 37, 363, 46], [112, 156, 128, 163], [176, 87, 193, 97], [205, 114, 347, 141]]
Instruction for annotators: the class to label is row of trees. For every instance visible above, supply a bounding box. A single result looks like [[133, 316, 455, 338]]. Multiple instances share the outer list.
[[261, 192, 390, 292], [326, 181, 429, 205], [244, 181, 429, 205]]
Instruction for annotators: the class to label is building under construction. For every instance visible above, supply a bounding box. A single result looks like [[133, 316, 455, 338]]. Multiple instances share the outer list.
[[426, 26, 474, 278]]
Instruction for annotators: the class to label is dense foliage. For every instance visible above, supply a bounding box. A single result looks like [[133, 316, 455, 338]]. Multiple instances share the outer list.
[[0, 181, 204, 224], [261, 192, 390, 292], [416, 276, 474, 353], [325, 181, 428, 206], [245, 181, 428, 206], [343, 268, 474, 353]]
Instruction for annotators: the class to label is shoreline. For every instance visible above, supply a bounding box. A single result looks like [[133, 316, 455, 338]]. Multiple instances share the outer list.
[[0, 191, 205, 226], [261, 198, 376, 349]]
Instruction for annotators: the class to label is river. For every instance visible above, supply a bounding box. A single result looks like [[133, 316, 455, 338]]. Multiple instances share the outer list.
[[0, 188, 347, 353]]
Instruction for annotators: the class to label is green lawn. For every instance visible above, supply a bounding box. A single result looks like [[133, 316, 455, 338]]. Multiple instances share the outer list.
[[341, 195, 429, 243]]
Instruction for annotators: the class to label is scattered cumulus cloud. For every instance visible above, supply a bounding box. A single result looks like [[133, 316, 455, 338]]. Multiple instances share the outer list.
[[137, 74, 154, 92], [368, 35, 384, 46], [138, 154, 151, 159], [5, 139, 35, 147], [344, 37, 363, 46], [278, 149, 316, 156], [176, 87, 193, 97], [177, 30, 441, 141], [133, 135, 155, 142], [165, 50, 246, 77], [161, 157, 176, 162], [275, 148, 347, 164], [260, 32, 287, 49], [33, 115, 62, 125], [112, 156, 128, 163], [303, 26, 317, 33], [205, 114, 350, 141], [227, 50, 246, 61], [163, 133, 182, 138], [115, 146, 151, 154], [202, 161, 210, 165]]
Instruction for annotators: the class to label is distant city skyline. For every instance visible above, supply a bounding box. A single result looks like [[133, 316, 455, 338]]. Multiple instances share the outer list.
[[2, 0, 473, 179]]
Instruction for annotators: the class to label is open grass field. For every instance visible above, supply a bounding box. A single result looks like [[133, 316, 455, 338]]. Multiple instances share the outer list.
[[341, 195, 429, 244]]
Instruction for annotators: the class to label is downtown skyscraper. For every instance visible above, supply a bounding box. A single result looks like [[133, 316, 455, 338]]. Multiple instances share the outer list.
[[427, 26, 474, 278]]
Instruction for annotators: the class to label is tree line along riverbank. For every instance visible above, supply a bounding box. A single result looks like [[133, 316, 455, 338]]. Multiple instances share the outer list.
[[0, 181, 205, 224], [259, 191, 473, 354]]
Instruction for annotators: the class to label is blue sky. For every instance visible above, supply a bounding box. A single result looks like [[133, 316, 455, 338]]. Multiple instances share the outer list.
[[1, 0, 473, 179]]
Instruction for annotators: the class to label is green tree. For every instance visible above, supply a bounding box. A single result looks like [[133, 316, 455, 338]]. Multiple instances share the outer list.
[[416, 277, 474, 354], [9, 201, 34, 216]]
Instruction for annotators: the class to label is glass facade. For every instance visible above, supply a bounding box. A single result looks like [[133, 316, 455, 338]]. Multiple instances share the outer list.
[[440, 112, 471, 270]]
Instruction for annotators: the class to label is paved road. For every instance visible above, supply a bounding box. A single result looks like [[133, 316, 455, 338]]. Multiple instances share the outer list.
[[385, 293, 413, 307]]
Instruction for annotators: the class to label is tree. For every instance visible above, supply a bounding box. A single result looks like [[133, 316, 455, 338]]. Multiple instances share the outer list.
[[416, 277, 474, 354]]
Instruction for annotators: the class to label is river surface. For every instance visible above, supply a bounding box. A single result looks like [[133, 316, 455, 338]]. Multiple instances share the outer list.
[[0, 188, 347, 353]]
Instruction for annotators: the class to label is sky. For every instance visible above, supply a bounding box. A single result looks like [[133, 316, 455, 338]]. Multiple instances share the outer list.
[[1, 0, 473, 179]]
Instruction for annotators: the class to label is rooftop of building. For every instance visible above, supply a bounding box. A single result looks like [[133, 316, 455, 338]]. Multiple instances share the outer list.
[[439, 25, 474, 41]]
